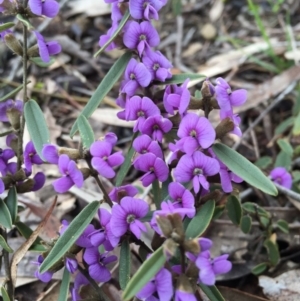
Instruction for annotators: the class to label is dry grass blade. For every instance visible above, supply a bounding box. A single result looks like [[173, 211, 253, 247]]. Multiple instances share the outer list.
[[10, 196, 57, 289]]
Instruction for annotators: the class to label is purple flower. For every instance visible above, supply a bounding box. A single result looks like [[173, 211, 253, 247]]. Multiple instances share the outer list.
[[42, 144, 59, 164], [143, 50, 172, 81], [110, 196, 149, 239], [129, 0, 165, 20], [163, 79, 190, 116], [99, 22, 118, 51], [24, 141, 43, 172], [90, 141, 124, 179], [103, 132, 118, 146], [270, 167, 292, 189], [52, 154, 83, 193], [83, 247, 117, 283], [71, 272, 89, 301], [133, 134, 163, 159], [65, 258, 78, 274], [0, 179, 5, 194], [177, 113, 215, 155], [220, 110, 242, 137], [121, 58, 152, 96], [134, 153, 168, 186], [76, 224, 95, 248], [0, 99, 23, 122], [141, 115, 173, 142], [33, 255, 53, 283], [168, 182, 195, 218], [196, 251, 232, 285], [186, 237, 213, 262], [34, 31, 61, 63], [109, 184, 139, 203], [175, 290, 197, 301], [123, 20, 160, 56], [29, 0, 59, 18], [89, 208, 120, 251], [136, 268, 173, 301], [215, 77, 247, 115], [174, 151, 220, 193], [111, 3, 123, 22], [125, 96, 160, 132], [32, 172, 46, 191], [0, 148, 15, 175]]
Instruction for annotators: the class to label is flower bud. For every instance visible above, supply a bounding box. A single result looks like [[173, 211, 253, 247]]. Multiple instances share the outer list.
[[156, 215, 173, 238], [80, 167, 91, 180], [4, 34, 23, 56], [176, 274, 194, 294], [163, 238, 178, 256], [13, 169, 26, 182], [151, 231, 166, 251], [58, 147, 81, 160], [17, 179, 34, 193], [27, 44, 39, 58], [215, 117, 235, 139], [6, 107, 21, 130], [183, 238, 200, 254]]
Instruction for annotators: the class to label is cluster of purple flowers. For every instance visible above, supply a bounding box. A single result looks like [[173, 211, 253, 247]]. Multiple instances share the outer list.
[[0, 0, 61, 62]]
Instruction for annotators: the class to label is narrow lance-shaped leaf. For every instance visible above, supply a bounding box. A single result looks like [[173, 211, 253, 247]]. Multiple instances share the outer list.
[[94, 9, 130, 57], [0, 22, 15, 32], [40, 201, 100, 273], [226, 195, 242, 226], [77, 115, 95, 148], [30, 57, 55, 68], [70, 52, 133, 137], [5, 186, 18, 224], [122, 246, 166, 301], [156, 73, 206, 85], [0, 235, 13, 253], [185, 200, 215, 239], [1, 287, 11, 301], [264, 239, 279, 266], [252, 262, 268, 275], [24, 99, 50, 160], [119, 238, 131, 290], [0, 199, 12, 229], [198, 284, 225, 301], [57, 268, 71, 301], [0, 83, 26, 103], [212, 143, 277, 196]]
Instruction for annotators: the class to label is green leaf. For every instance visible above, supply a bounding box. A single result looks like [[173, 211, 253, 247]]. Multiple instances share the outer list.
[[277, 139, 293, 156], [1, 287, 11, 301], [0, 84, 25, 103], [198, 284, 225, 301], [58, 268, 71, 301], [172, 0, 182, 15], [16, 14, 33, 30], [158, 74, 206, 85], [24, 99, 50, 160], [30, 57, 55, 67], [152, 180, 161, 209], [0, 199, 12, 229], [77, 115, 95, 148], [15, 222, 47, 252], [226, 195, 242, 226], [119, 239, 131, 290], [242, 202, 269, 217], [40, 201, 100, 273], [254, 156, 272, 169], [70, 52, 133, 137], [274, 150, 292, 170], [252, 262, 268, 275], [161, 175, 173, 201], [0, 22, 15, 32], [212, 143, 277, 196], [275, 117, 295, 135], [212, 205, 225, 220], [122, 246, 166, 301], [185, 200, 215, 239], [115, 132, 138, 186], [0, 235, 13, 253], [240, 215, 252, 234], [293, 111, 300, 135], [264, 239, 279, 266], [94, 10, 130, 57], [5, 186, 18, 223], [276, 219, 289, 234]]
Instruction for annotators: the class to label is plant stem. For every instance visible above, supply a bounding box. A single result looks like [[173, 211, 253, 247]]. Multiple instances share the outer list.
[[17, 23, 28, 170], [0, 228, 14, 300], [0, 128, 14, 137]]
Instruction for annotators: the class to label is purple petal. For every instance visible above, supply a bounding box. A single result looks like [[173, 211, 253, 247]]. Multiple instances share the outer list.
[[46, 41, 61, 55], [52, 176, 73, 193], [107, 151, 124, 167], [110, 204, 128, 237], [91, 157, 115, 179], [156, 268, 173, 301], [58, 154, 70, 175], [120, 197, 149, 218], [68, 160, 83, 187], [42, 0, 59, 18], [230, 89, 247, 106], [42, 144, 58, 164], [89, 263, 111, 283], [29, 0, 42, 15]]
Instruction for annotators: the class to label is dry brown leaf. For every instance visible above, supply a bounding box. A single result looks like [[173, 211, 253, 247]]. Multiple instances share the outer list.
[[182, 42, 203, 58], [67, 0, 111, 17], [10, 197, 57, 290], [259, 270, 300, 301], [219, 286, 269, 301], [209, 0, 224, 22]]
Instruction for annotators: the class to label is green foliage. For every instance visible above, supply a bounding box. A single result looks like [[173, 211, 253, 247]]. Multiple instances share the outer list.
[[252, 262, 268, 275], [0, 84, 25, 103], [30, 57, 55, 67], [0, 22, 15, 32], [94, 10, 130, 57], [212, 205, 225, 220], [122, 246, 166, 301], [0, 287, 11, 301], [185, 200, 215, 239], [24, 99, 50, 160], [0, 199, 12, 229], [160, 74, 206, 85], [277, 139, 293, 157], [254, 156, 272, 169], [212, 143, 277, 196], [293, 111, 300, 135], [226, 195, 242, 226], [264, 239, 280, 266], [240, 215, 252, 234], [0, 235, 13, 253], [172, 0, 182, 16], [276, 219, 289, 234], [274, 150, 292, 170], [5, 187, 18, 224], [77, 115, 95, 149], [119, 239, 131, 290], [275, 117, 295, 135], [16, 14, 33, 30], [70, 52, 133, 137], [58, 269, 71, 301], [198, 284, 225, 301], [40, 201, 100, 273], [152, 179, 162, 208]]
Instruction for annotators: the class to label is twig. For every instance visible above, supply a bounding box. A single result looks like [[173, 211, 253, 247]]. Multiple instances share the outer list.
[[274, 182, 300, 202], [232, 82, 296, 150]]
